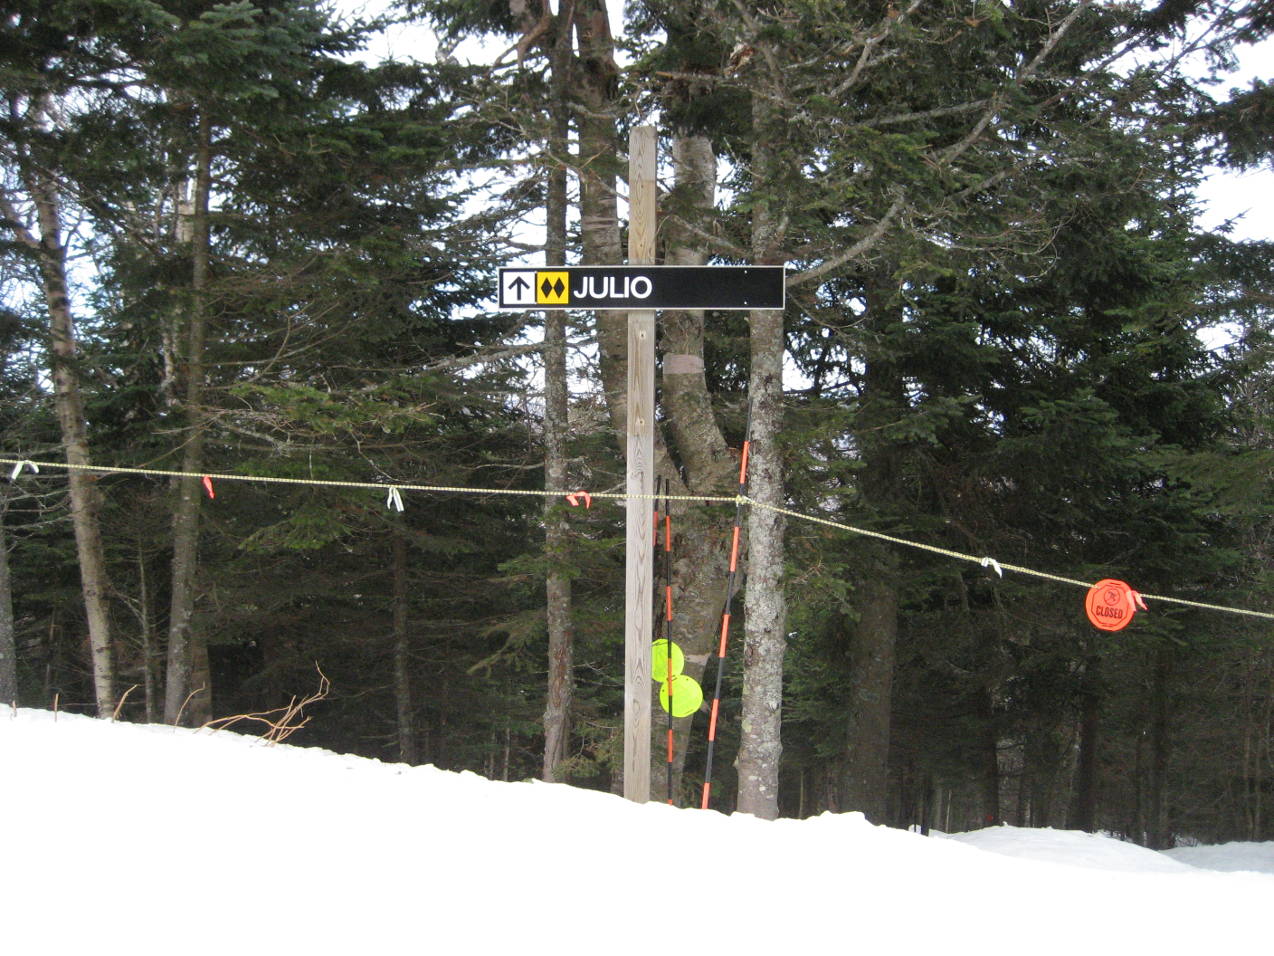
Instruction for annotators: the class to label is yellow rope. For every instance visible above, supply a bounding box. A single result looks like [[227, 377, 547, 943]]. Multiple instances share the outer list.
[[747, 499, 1274, 622], [0, 456, 736, 505], [6, 454, 1274, 623], [750, 499, 1094, 589]]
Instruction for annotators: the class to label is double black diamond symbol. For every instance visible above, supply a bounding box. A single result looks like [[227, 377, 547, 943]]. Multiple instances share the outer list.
[[540, 277, 566, 298]]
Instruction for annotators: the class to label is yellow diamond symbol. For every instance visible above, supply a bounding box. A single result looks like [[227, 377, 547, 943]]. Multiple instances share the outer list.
[[536, 271, 569, 305]]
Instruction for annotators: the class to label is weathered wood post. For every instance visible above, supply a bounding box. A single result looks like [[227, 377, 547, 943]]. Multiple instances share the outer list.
[[624, 125, 656, 803]]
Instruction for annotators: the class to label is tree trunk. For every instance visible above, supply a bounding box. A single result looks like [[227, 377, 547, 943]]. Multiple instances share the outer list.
[[1023, 724, 1065, 827], [660, 136, 735, 493], [843, 573, 897, 821], [1071, 653, 1101, 832], [842, 282, 904, 822], [1145, 646, 1172, 848], [735, 304, 787, 818], [136, 540, 157, 723], [393, 529, 418, 764], [650, 132, 737, 803], [541, 3, 574, 781], [164, 109, 214, 726], [573, 1, 626, 441], [977, 689, 1001, 826], [0, 495, 17, 706], [8, 107, 116, 715], [0, 339, 12, 705], [54, 397, 117, 716], [736, 94, 789, 819]]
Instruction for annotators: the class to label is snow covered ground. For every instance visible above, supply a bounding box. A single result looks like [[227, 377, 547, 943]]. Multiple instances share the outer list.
[[3, 708, 1271, 954]]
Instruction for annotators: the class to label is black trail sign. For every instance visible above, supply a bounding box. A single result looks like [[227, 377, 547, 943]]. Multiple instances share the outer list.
[[497, 266, 785, 311]]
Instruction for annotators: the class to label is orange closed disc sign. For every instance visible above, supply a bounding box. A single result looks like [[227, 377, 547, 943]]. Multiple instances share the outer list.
[[1084, 578, 1146, 632]]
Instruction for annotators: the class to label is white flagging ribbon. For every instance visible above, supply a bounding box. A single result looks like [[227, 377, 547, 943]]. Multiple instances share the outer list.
[[980, 556, 1003, 578], [9, 460, 39, 481], [386, 486, 405, 512]]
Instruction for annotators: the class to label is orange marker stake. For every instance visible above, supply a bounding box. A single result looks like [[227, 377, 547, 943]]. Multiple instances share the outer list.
[[656, 477, 678, 806], [701, 417, 752, 811]]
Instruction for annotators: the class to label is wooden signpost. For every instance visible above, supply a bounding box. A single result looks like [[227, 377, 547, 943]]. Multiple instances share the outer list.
[[495, 125, 786, 804], [625, 126, 656, 803]]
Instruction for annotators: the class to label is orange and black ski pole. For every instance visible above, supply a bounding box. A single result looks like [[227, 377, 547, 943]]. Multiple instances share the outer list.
[[701, 420, 751, 810], [659, 476, 676, 805]]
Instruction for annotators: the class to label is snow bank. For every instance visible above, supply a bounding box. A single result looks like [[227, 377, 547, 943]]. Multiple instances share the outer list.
[[3, 708, 1271, 954]]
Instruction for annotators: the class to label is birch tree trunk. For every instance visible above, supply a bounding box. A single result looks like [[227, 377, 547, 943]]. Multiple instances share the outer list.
[[164, 109, 214, 725]]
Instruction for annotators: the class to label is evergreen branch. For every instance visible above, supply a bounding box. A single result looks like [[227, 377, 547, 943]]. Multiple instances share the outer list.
[[423, 341, 548, 373], [0, 189, 40, 251], [789, 193, 907, 286], [830, 0, 927, 97], [870, 99, 993, 129], [657, 211, 749, 260], [939, 0, 1095, 168]]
